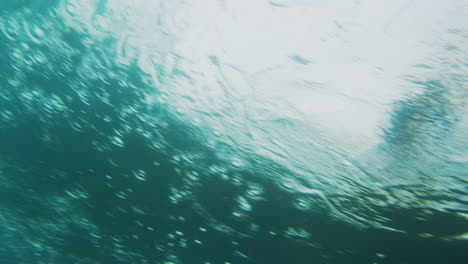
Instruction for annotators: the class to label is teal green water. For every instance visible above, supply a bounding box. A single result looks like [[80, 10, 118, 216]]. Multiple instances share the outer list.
[[0, 1, 467, 263]]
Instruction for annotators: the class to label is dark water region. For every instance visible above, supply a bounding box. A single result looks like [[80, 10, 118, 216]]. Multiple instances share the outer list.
[[0, 1, 467, 264]]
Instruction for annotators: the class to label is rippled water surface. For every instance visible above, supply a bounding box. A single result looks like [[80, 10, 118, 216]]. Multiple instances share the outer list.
[[0, 0, 467, 263]]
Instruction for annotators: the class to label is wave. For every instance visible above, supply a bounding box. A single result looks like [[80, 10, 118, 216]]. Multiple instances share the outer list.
[[0, 0, 466, 263]]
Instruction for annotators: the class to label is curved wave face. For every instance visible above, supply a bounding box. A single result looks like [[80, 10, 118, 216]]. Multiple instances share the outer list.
[[0, 0, 467, 263]]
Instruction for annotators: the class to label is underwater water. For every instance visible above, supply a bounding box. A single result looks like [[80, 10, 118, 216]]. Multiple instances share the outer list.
[[0, 0, 467, 263]]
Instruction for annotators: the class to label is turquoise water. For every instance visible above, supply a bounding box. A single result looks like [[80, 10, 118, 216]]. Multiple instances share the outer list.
[[0, 1, 467, 263]]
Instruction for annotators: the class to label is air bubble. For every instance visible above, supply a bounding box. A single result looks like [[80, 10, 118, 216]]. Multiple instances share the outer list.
[[10, 49, 23, 61], [208, 165, 228, 174], [249, 223, 259, 232], [280, 178, 297, 191], [111, 136, 125, 147], [2, 16, 22, 40], [70, 120, 84, 132], [8, 78, 22, 89], [237, 196, 252, 212], [178, 239, 188, 248], [418, 233, 433, 238], [33, 51, 46, 64], [172, 155, 181, 163], [26, 22, 45, 44], [231, 157, 243, 168], [246, 184, 264, 200], [285, 227, 311, 239], [65, 0, 79, 16], [0, 110, 14, 122], [231, 176, 242, 186], [89, 232, 102, 239], [33, 26, 45, 37], [20, 43, 30, 50], [65, 187, 89, 199], [294, 198, 310, 211], [232, 211, 244, 218], [185, 170, 199, 182], [132, 169, 147, 181], [43, 94, 66, 116], [115, 191, 128, 199], [132, 206, 145, 215]]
